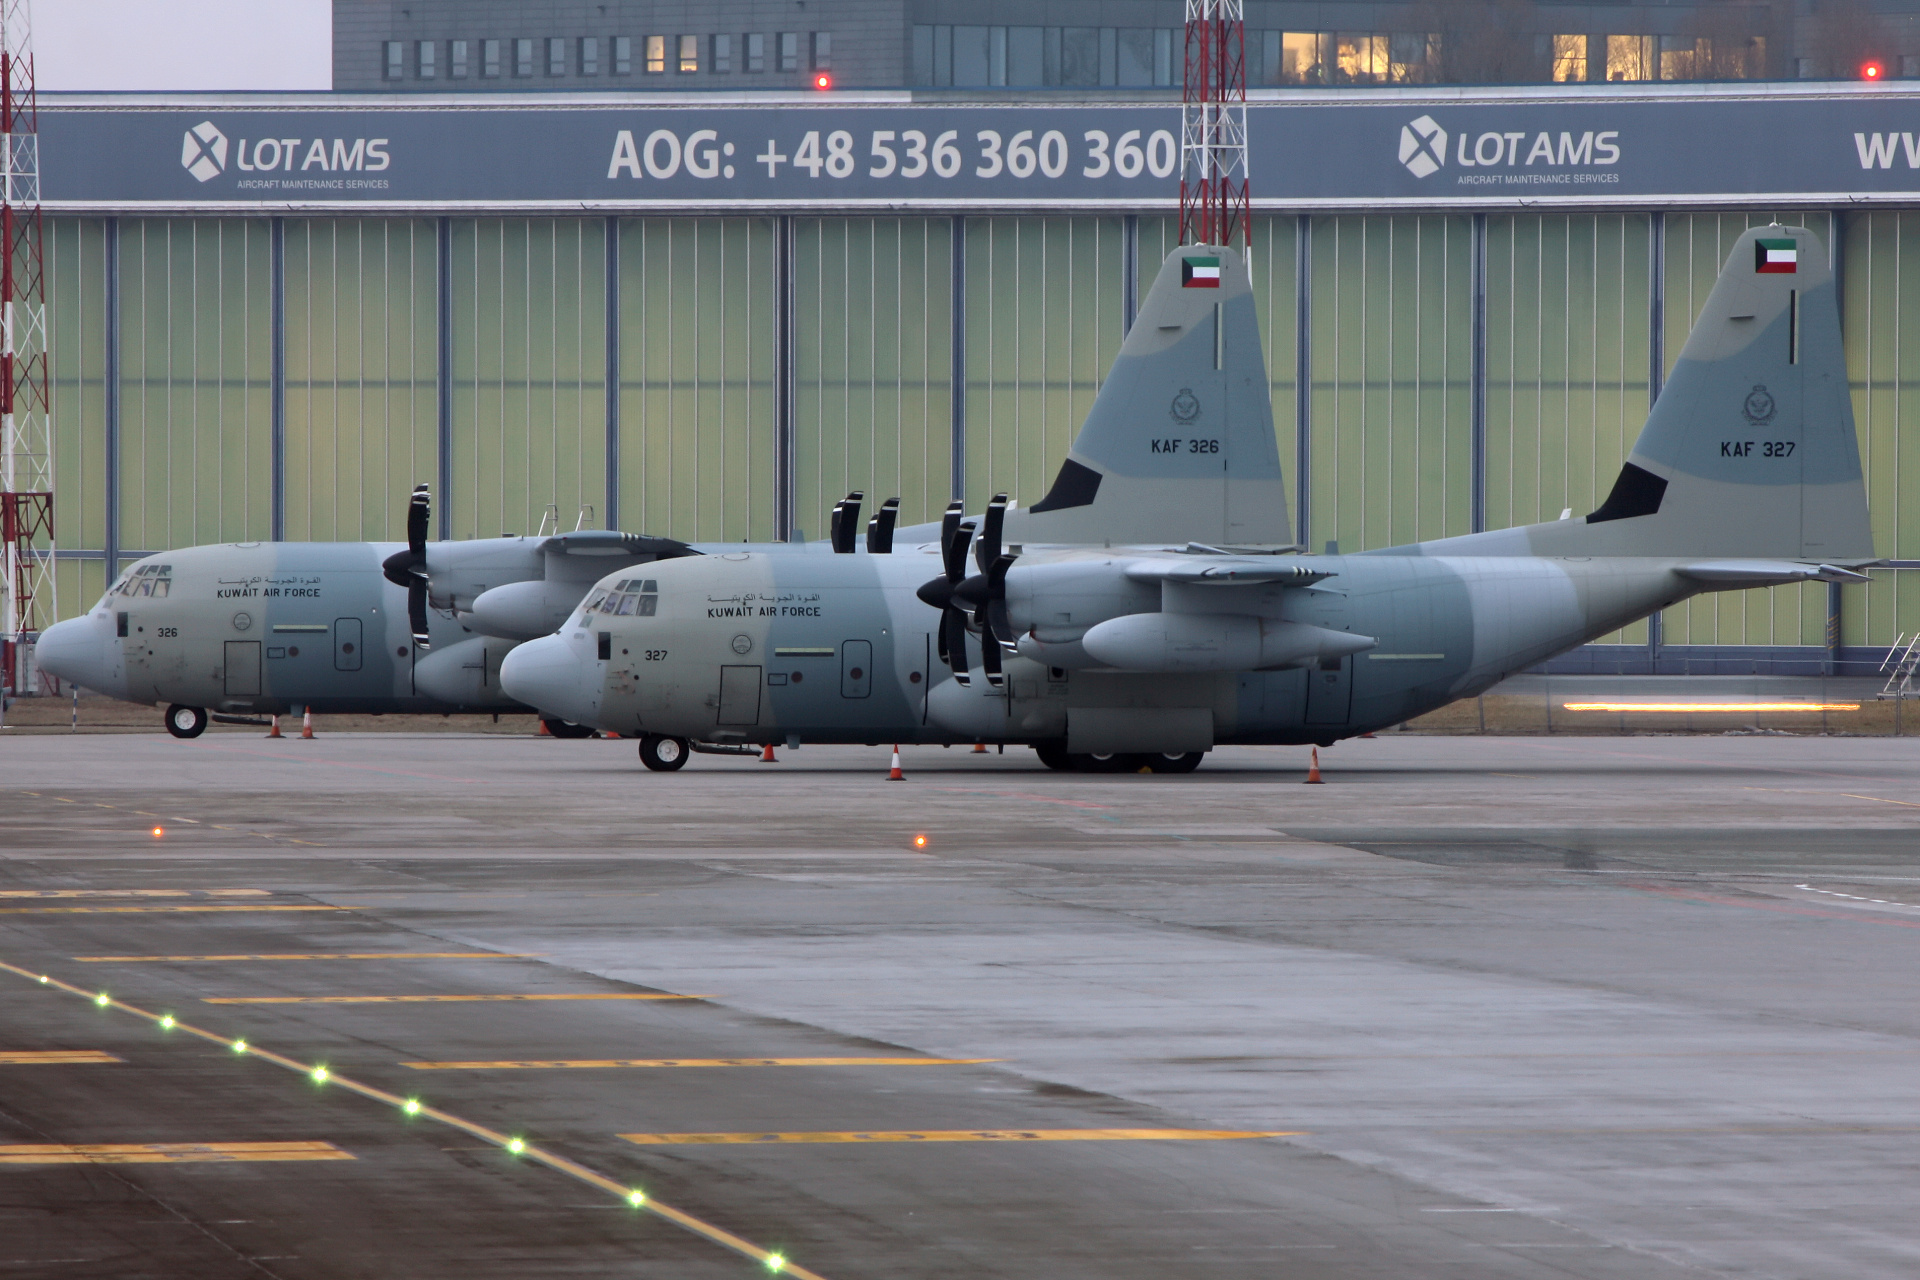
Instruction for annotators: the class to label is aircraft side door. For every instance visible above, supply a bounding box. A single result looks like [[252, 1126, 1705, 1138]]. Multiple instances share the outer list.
[[333, 617, 363, 672], [1304, 653, 1353, 725], [717, 664, 762, 725], [224, 641, 261, 696]]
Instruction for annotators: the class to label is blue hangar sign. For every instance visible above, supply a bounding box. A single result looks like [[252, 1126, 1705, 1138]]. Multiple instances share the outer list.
[[39, 87, 1920, 212]]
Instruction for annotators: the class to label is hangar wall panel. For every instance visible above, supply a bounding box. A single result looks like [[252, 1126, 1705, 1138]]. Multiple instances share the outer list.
[[963, 217, 1125, 515], [1308, 214, 1472, 554], [1840, 210, 1920, 655], [451, 218, 606, 542], [1484, 213, 1652, 644], [117, 219, 273, 552], [48, 218, 110, 617], [794, 216, 951, 535], [1662, 211, 1827, 650], [617, 217, 774, 543], [284, 218, 438, 542]]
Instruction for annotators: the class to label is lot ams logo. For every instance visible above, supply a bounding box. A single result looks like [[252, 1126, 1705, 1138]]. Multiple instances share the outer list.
[[181, 121, 228, 182], [1397, 115, 1621, 178]]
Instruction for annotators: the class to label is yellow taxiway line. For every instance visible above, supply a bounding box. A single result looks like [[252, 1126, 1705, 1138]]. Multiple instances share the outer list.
[[76, 953, 541, 963], [0, 890, 270, 898], [0, 958, 830, 1280], [623, 1129, 1296, 1145], [0, 906, 345, 915], [0, 1050, 122, 1065], [405, 1057, 999, 1071], [204, 993, 708, 1004], [0, 1141, 351, 1165]]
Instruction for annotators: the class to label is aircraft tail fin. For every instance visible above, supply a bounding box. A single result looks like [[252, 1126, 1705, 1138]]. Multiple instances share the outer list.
[[1005, 244, 1293, 548], [1546, 225, 1873, 562]]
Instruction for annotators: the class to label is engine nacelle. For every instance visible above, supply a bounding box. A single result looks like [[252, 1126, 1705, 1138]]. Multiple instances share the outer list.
[[410, 635, 527, 709], [1003, 558, 1158, 637], [1079, 612, 1375, 673], [468, 579, 586, 641]]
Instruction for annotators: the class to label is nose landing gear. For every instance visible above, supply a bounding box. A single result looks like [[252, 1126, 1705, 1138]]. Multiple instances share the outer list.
[[638, 734, 690, 772], [164, 704, 208, 739]]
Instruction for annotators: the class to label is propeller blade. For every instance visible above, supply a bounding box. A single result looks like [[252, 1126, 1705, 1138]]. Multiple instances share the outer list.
[[866, 497, 899, 554], [939, 499, 963, 556], [975, 493, 1007, 574], [986, 554, 1016, 648], [944, 522, 974, 585], [408, 578, 431, 651], [407, 483, 430, 559], [828, 501, 844, 552], [980, 617, 1004, 688], [833, 492, 863, 554], [942, 606, 972, 687]]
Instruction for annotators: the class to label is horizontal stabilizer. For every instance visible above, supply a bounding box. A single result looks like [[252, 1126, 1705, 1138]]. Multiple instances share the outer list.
[[1678, 561, 1872, 586]]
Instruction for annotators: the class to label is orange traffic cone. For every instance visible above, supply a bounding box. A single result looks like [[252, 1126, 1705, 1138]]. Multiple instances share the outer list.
[[266, 715, 282, 739], [537, 718, 551, 736], [971, 742, 988, 754], [300, 708, 314, 740], [760, 743, 778, 762], [1303, 747, 1323, 784], [887, 745, 905, 781]]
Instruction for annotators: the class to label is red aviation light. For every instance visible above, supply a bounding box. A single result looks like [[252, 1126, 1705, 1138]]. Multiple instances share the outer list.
[[1863, 61, 1885, 80], [813, 72, 832, 90]]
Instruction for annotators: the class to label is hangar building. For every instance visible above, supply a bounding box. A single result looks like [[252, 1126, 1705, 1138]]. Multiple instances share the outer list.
[[34, 77, 1920, 675]]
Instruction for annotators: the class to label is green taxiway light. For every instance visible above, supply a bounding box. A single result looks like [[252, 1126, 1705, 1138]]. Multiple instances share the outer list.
[[627, 1189, 646, 1207], [766, 1251, 786, 1272], [37, 975, 48, 984], [403, 1098, 422, 1116], [159, 1014, 175, 1030], [311, 1065, 329, 1084], [232, 1039, 249, 1054], [506, 1137, 526, 1155], [94, 992, 109, 1007]]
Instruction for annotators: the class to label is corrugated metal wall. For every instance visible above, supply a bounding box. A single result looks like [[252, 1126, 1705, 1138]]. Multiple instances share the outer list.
[[42, 210, 1920, 657]]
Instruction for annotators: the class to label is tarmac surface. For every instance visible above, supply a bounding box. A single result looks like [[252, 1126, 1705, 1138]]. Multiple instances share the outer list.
[[1, 731, 1917, 1279]]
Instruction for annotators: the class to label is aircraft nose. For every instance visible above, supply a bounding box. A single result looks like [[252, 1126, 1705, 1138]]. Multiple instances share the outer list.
[[34, 612, 127, 699], [499, 633, 600, 726]]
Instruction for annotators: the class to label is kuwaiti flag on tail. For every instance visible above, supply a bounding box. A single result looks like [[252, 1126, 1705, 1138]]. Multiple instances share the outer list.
[[1755, 238, 1798, 274], [1182, 255, 1222, 288]]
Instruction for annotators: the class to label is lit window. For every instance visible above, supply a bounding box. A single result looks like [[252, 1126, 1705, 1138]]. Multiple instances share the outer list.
[[1334, 33, 1387, 83], [745, 32, 765, 72], [613, 35, 631, 74], [549, 36, 567, 76], [450, 39, 469, 78], [384, 41, 403, 79], [581, 36, 599, 75], [711, 33, 732, 72], [646, 35, 666, 73], [1659, 34, 1699, 81], [1551, 34, 1585, 82], [1606, 34, 1652, 82], [811, 31, 831, 71], [1281, 32, 1326, 84], [678, 34, 698, 72], [778, 32, 799, 72], [482, 39, 501, 78], [514, 37, 534, 77], [417, 40, 436, 79]]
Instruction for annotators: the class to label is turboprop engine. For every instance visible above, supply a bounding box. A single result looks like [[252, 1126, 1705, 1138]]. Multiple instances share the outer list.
[[1078, 612, 1374, 673]]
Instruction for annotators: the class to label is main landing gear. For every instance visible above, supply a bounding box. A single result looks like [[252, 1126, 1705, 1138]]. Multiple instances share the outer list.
[[164, 704, 208, 739], [1032, 742, 1204, 773], [541, 717, 595, 739], [638, 734, 690, 771]]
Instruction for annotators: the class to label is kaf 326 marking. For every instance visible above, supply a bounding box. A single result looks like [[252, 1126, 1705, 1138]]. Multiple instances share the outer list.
[[1151, 438, 1220, 454]]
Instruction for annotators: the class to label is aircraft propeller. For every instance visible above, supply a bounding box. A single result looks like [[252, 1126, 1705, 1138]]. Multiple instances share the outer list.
[[916, 494, 1016, 689], [829, 491, 864, 554], [379, 483, 434, 651]]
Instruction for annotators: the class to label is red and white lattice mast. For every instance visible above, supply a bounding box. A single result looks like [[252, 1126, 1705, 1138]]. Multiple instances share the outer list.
[[0, 0, 52, 698], [1179, 0, 1250, 254]]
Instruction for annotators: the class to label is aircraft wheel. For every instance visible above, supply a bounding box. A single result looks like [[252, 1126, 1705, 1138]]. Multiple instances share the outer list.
[[638, 734, 690, 772], [1033, 742, 1073, 771], [164, 704, 208, 739], [1145, 751, 1205, 774], [541, 717, 595, 739]]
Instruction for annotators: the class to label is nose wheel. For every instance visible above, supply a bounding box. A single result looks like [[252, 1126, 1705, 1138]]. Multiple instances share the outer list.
[[164, 704, 208, 739], [638, 734, 690, 772]]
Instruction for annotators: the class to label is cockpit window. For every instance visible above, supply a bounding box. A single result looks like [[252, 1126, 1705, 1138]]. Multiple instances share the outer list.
[[595, 579, 659, 617]]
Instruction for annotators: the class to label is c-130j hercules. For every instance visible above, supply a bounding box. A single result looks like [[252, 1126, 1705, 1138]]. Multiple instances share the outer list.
[[500, 226, 1876, 771]]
